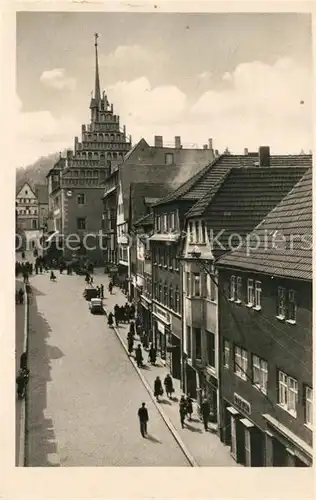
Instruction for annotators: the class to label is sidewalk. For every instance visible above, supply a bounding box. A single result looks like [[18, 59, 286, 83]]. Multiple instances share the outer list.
[[92, 270, 238, 467], [15, 278, 26, 466]]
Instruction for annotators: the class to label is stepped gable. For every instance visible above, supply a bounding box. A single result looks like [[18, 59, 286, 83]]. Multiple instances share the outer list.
[[216, 168, 312, 280]]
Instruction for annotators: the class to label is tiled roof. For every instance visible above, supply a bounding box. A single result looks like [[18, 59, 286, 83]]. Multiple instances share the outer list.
[[155, 153, 312, 208], [216, 168, 312, 281]]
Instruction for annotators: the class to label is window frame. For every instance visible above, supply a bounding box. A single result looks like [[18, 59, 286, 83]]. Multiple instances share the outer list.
[[277, 286, 286, 319], [77, 193, 86, 205], [234, 345, 248, 381], [252, 355, 268, 394], [224, 340, 230, 368], [278, 370, 298, 417], [194, 327, 202, 360], [193, 273, 201, 297], [287, 289, 297, 324], [254, 280, 262, 310], [77, 217, 86, 230], [229, 275, 236, 301], [247, 279, 254, 307], [304, 386, 313, 427]]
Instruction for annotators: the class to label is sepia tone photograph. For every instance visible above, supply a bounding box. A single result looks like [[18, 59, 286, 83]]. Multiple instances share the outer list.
[[15, 9, 312, 469]]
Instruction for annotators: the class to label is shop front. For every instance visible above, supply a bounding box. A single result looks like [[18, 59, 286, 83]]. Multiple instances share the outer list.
[[139, 295, 152, 341], [118, 263, 128, 294], [152, 303, 171, 363], [166, 316, 181, 380], [222, 394, 265, 467], [198, 371, 218, 424]]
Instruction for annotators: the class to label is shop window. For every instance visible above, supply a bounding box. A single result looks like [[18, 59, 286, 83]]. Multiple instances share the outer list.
[[234, 345, 248, 381], [252, 355, 268, 394], [223, 340, 230, 368], [186, 326, 192, 358], [278, 371, 298, 417], [206, 331, 215, 368], [194, 328, 202, 360], [304, 386, 313, 427]]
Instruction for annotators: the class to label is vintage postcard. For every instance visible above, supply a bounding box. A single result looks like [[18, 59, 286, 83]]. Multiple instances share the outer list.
[[2, 1, 314, 499]]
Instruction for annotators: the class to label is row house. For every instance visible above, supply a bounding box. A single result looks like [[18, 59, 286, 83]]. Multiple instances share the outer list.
[[46, 35, 131, 264], [16, 181, 49, 248], [216, 168, 312, 467], [105, 135, 215, 295], [180, 148, 310, 421]]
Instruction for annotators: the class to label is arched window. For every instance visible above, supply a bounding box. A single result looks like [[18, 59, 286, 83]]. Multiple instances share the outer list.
[[87, 170, 92, 176], [107, 153, 112, 159], [88, 152, 92, 159], [82, 152, 87, 159]]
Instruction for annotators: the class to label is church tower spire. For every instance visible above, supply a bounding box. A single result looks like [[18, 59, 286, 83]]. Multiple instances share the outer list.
[[94, 32, 101, 102]]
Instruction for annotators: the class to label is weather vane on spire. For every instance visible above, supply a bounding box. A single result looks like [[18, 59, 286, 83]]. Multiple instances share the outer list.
[[94, 32, 99, 46]]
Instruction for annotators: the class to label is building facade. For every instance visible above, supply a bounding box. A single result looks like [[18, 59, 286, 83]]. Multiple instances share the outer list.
[[46, 34, 131, 263], [216, 168, 312, 467]]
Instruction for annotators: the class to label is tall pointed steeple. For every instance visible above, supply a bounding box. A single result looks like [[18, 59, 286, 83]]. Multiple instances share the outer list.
[[94, 32, 101, 102]]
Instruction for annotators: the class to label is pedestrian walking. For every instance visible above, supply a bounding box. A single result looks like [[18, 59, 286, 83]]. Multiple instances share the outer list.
[[108, 281, 113, 294], [100, 284, 104, 299], [18, 288, 24, 305], [142, 331, 149, 349], [148, 343, 157, 365], [50, 271, 56, 282], [137, 402, 149, 437], [135, 344, 143, 368], [107, 312, 114, 327], [201, 397, 210, 431], [129, 321, 135, 337], [154, 376, 163, 402], [129, 302, 135, 319], [164, 373, 174, 399], [179, 395, 187, 428], [186, 394, 193, 421], [128, 336, 134, 355]]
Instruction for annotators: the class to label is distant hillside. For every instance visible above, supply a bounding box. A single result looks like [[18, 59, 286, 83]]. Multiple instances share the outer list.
[[16, 150, 66, 192]]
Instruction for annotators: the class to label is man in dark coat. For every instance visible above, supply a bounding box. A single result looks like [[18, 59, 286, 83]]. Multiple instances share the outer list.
[[137, 402, 149, 437], [135, 344, 143, 368], [201, 398, 210, 431]]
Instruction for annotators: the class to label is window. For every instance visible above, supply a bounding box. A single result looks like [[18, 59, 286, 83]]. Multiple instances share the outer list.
[[201, 220, 206, 243], [186, 326, 192, 358], [194, 328, 202, 360], [165, 153, 174, 165], [188, 221, 194, 243], [156, 216, 161, 232], [193, 273, 201, 297], [304, 386, 313, 427], [169, 285, 174, 310], [77, 193, 85, 205], [254, 281, 262, 309], [170, 212, 175, 230], [186, 272, 191, 296], [252, 355, 268, 394], [206, 331, 215, 368], [247, 279, 254, 306], [175, 286, 180, 313], [32, 219, 37, 229], [277, 287, 286, 319], [206, 274, 216, 302], [158, 282, 162, 303], [163, 214, 168, 232], [224, 340, 230, 368], [236, 277, 242, 303], [163, 282, 168, 305], [230, 275, 236, 300], [278, 371, 298, 417], [288, 290, 297, 323], [77, 217, 86, 230], [234, 346, 248, 381]]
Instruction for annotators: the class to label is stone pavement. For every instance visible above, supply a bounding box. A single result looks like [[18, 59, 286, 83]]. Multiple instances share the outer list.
[[92, 269, 238, 467], [26, 271, 189, 466]]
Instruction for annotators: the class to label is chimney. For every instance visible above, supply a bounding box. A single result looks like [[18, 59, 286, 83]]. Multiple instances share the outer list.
[[175, 136, 181, 149], [154, 135, 163, 147], [244, 148, 249, 155], [208, 138, 213, 150], [203, 144, 208, 150], [258, 146, 270, 167]]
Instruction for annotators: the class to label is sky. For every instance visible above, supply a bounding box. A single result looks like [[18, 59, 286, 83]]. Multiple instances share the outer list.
[[16, 11, 313, 168]]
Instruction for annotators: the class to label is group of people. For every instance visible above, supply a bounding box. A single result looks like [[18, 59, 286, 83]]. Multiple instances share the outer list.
[[107, 301, 136, 328], [153, 374, 174, 401]]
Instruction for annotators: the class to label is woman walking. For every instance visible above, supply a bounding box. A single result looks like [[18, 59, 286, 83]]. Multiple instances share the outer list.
[[154, 376, 163, 402], [186, 394, 193, 421], [164, 373, 174, 399], [148, 343, 157, 365]]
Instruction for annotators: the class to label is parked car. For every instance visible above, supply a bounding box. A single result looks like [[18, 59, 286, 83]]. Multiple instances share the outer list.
[[89, 298, 104, 314], [83, 288, 99, 301]]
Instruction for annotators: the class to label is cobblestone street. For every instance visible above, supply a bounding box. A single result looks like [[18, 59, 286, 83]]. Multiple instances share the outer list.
[[26, 270, 189, 466]]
